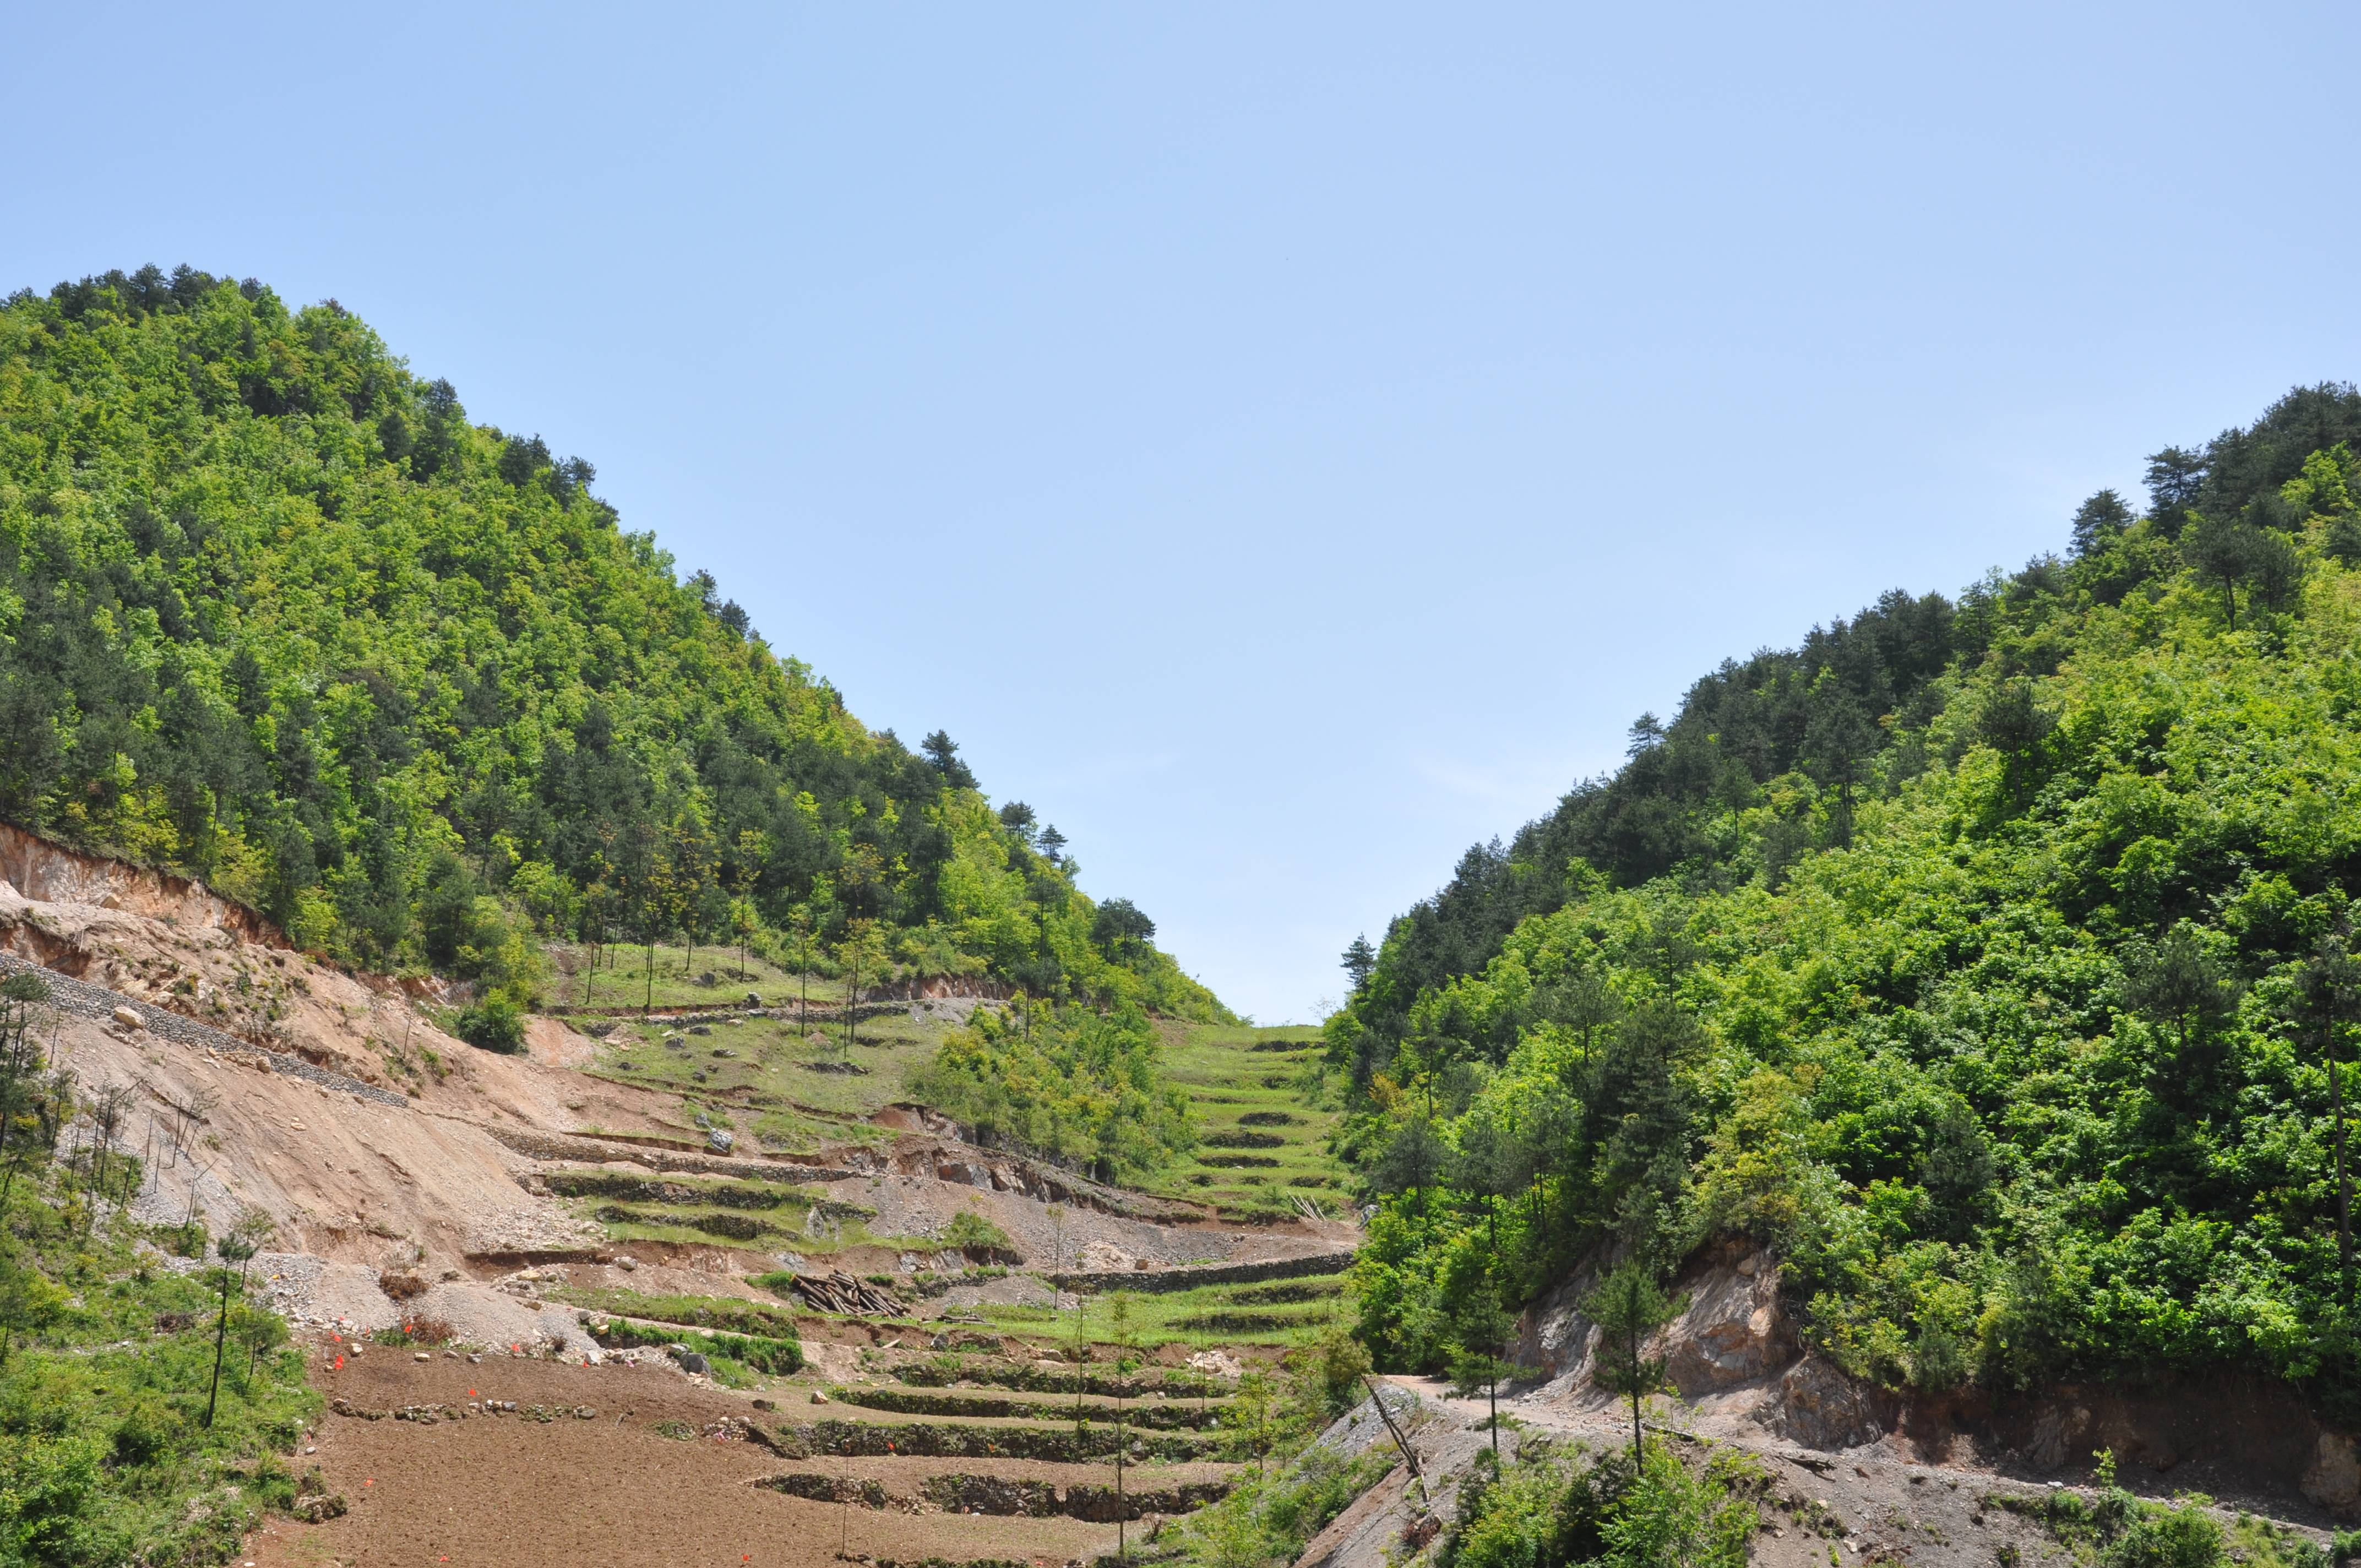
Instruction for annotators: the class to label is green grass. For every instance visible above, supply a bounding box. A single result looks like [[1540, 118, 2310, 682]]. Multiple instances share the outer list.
[[1141, 1023, 1349, 1222], [581, 1317, 804, 1382], [546, 1163, 977, 1266], [973, 1272, 1342, 1351], [824, 1385, 1234, 1429], [573, 962, 976, 1152], [547, 938, 840, 1017], [544, 1286, 804, 1340]]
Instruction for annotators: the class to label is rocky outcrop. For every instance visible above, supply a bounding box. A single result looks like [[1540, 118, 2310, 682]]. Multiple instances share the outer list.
[[2306, 1434, 2361, 1515], [0, 950, 407, 1107], [861, 974, 1013, 1003], [0, 820, 284, 946], [1772, 1353, 1888, 1451], [1514, 1242, 1884, 1453], [1514, 1243, 1795, 1399], [1662, 1249, 1795, 1395]]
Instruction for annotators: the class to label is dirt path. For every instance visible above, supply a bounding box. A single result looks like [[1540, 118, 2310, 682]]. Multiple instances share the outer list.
[[1358, 1374, 2344, 1568]]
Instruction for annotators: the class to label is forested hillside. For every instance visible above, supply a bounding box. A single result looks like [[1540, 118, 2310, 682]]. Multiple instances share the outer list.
[[0, 265, 1222, 1021], [1332, 385, 2361, 1416]]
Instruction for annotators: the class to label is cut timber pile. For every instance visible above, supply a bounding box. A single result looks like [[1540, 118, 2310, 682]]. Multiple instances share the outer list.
[[787, 1270, 904, 1316]]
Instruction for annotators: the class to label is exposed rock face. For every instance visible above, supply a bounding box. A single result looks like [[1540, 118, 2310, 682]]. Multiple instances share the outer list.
[[861, 974, 1013, 1003], [1661, 1253, 1794, 1396], [2024, 1404, 2092, 1472], [1514, 1245, 1796, 1397], [0, 820, 284, 945], [2305, 1433, 2361, 1516], [1774, 1354, 1887, 1451], [1514, 1244, 1885, 1453], [1510, 1261, 1606, 1379]]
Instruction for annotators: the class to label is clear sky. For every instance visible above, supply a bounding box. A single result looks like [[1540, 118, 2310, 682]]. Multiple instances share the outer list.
[[8, 4, 2361, 1022]]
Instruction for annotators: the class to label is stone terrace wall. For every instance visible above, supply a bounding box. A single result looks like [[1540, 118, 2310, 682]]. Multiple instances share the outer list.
[[485, 1125, 864, 1182], [1049, 1246, 1358, 1295]]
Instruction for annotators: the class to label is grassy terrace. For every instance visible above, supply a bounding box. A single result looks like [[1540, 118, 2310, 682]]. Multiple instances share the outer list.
[[1141, 1024, 1348, 1224], [557, 938, 972, 1153], [974, 1269, 1345, 1351], [556, 963, 1352, 1233]]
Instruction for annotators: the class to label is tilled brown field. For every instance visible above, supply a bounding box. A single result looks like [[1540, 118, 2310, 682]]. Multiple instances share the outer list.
[[250, 1349, 1201, 1568]]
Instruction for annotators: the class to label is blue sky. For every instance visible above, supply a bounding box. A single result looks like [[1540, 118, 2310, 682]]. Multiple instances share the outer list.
[[9, 4, 2361, 1021]]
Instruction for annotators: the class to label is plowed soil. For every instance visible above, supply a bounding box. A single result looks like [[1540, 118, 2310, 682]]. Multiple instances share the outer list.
[[249, 1351, 1141, 1568]]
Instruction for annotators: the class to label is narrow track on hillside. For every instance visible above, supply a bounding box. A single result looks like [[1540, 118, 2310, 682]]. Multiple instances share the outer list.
[[0, 949, 410, 1106]]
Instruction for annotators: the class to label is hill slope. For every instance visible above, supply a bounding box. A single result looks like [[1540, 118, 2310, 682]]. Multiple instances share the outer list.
[[1331, 386, 2361, 1422], [0, 264, 1222, 1021]]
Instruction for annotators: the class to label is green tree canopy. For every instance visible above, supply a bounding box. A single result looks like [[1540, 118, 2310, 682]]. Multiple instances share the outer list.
[[0, 266, 1225, 1020]]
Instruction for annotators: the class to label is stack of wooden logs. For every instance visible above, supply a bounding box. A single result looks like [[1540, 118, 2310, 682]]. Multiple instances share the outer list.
[[787, 1270, 905, 1316]]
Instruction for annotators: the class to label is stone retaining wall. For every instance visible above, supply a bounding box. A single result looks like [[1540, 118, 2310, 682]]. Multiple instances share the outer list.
[[486, 1125, 863, 1182], [547, 1000, 910, 1023], [1049, 1247, 1358, 1295], [0, 951, 408, 1108]]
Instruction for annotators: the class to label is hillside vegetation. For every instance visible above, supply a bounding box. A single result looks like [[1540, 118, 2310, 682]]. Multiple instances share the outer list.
[[1332, 386, 2361, 1418], [0, 265, 1221, 1023]]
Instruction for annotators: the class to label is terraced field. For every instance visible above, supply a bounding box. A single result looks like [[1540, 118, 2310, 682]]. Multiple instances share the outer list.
[[976, 1268, 1348, 1352], [1145, 1024, 1349, 1223], [580, 998, 970, 1156], [258, 1337, 1259, 1568], [286, 993, 1358, 1564]]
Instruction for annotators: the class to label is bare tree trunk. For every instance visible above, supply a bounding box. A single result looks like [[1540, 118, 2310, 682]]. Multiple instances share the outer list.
[[2333, 999, 2353, 1302]]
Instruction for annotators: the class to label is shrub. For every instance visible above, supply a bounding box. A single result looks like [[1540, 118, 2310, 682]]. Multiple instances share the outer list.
[[455, 993, 527, 1053], [107, 1397, 184, 1469], [943, 1209, 1015, 1256], [2104, 1505, 2223, 1568]]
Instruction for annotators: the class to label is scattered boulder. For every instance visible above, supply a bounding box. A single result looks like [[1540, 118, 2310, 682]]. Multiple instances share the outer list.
[[677, 1351, 710, 1375], [112, 1006, 143, 1030]]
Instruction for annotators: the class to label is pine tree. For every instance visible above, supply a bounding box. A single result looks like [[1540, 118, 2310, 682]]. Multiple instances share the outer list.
[[2070, 488, 2134, 557], [1341, 935, 1377, 992], [1585, 1262, 1679, 1466]]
